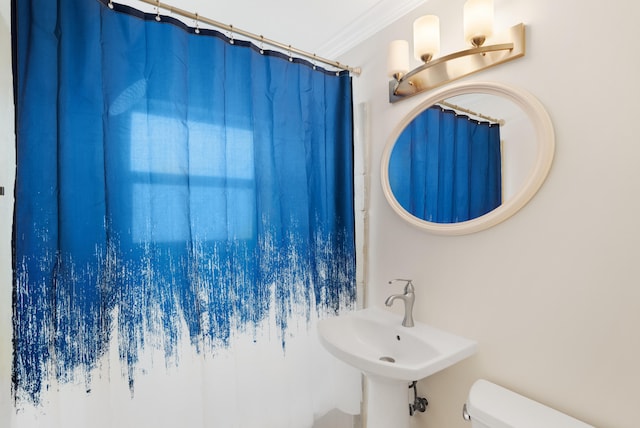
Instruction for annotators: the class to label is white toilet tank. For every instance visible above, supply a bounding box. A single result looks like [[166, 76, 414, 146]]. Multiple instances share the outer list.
[[465, 379, 594, 428]]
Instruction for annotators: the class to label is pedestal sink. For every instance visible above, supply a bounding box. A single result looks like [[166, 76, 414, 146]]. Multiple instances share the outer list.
[[317, 307, 477, 428]]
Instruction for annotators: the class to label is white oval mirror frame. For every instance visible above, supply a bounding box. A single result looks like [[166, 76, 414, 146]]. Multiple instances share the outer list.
[[380, 81, 555, 236]]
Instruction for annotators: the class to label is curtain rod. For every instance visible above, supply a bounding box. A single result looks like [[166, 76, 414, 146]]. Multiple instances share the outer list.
[[127, 0, 362, 76], [438, 101, 505, 126]]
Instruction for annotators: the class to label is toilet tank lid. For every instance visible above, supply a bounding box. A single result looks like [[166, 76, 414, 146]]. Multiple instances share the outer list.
[[466, 380, 594, 428]]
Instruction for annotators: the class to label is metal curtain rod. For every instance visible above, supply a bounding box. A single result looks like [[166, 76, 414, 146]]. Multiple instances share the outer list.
[[134, 0, 362, 75], [438, 101, 505, 126]]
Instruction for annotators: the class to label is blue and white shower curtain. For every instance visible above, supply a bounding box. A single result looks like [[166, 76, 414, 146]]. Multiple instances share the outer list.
[[389, 105, 502, 223], [11, 0, 359, 426]]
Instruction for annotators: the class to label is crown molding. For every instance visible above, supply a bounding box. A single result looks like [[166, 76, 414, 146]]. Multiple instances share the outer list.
[[316, 0, 427, 59]]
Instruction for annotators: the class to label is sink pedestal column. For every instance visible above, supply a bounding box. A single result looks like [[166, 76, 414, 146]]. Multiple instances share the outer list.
[[365, 374, 410, 428]]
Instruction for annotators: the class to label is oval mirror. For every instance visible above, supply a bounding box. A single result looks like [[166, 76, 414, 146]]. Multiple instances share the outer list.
[[381, 82, 554, 235]]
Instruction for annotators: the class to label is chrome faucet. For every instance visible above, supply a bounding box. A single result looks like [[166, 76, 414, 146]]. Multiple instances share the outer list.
[[385, 279, 415, 327]]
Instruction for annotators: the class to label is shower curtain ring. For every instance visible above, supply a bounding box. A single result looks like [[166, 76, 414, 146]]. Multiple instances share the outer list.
[[155, 0, 161, 21], [194, 13, 200, 34], [108, 0, 114, 9]]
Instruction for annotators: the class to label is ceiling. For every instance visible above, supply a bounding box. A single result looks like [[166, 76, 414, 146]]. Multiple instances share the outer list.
[[118, 0, 426, 59]]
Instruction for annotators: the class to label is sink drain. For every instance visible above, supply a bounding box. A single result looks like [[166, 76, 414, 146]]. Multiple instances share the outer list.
[[379, 356, 395, 363]]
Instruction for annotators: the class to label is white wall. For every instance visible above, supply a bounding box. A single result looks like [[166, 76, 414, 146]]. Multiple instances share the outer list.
[[341, 0, 640, 427]]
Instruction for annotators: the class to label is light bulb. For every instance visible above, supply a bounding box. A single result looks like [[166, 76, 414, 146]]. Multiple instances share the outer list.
[[387, 39, 410, 80], [413, 15, 440, 62], [464, 0, 494, 47]]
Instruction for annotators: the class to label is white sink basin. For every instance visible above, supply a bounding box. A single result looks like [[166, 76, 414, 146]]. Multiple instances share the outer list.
[[317, 307, 477, 381]]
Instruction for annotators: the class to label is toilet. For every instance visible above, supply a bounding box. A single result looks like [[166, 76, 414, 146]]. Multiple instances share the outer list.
[[465, 379, 594, 428]]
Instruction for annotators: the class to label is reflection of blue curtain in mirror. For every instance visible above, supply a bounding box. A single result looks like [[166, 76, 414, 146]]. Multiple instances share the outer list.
[[389, 106, 502, 223], [12, 0, 356, 422]]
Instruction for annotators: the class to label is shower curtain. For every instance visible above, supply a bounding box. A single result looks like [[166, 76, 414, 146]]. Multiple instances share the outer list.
[[11, 1, 360, 426], [388, 105, 502, 223]]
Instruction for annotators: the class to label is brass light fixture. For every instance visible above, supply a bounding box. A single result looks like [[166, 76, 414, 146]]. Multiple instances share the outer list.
[[388, 0, 525, 103]]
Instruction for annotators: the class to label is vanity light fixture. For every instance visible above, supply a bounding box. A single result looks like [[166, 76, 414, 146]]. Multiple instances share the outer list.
[[388, 0, 525, 103]]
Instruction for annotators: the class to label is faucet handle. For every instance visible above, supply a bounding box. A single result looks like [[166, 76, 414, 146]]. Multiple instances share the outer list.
[[388, 278, 414, 293]]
